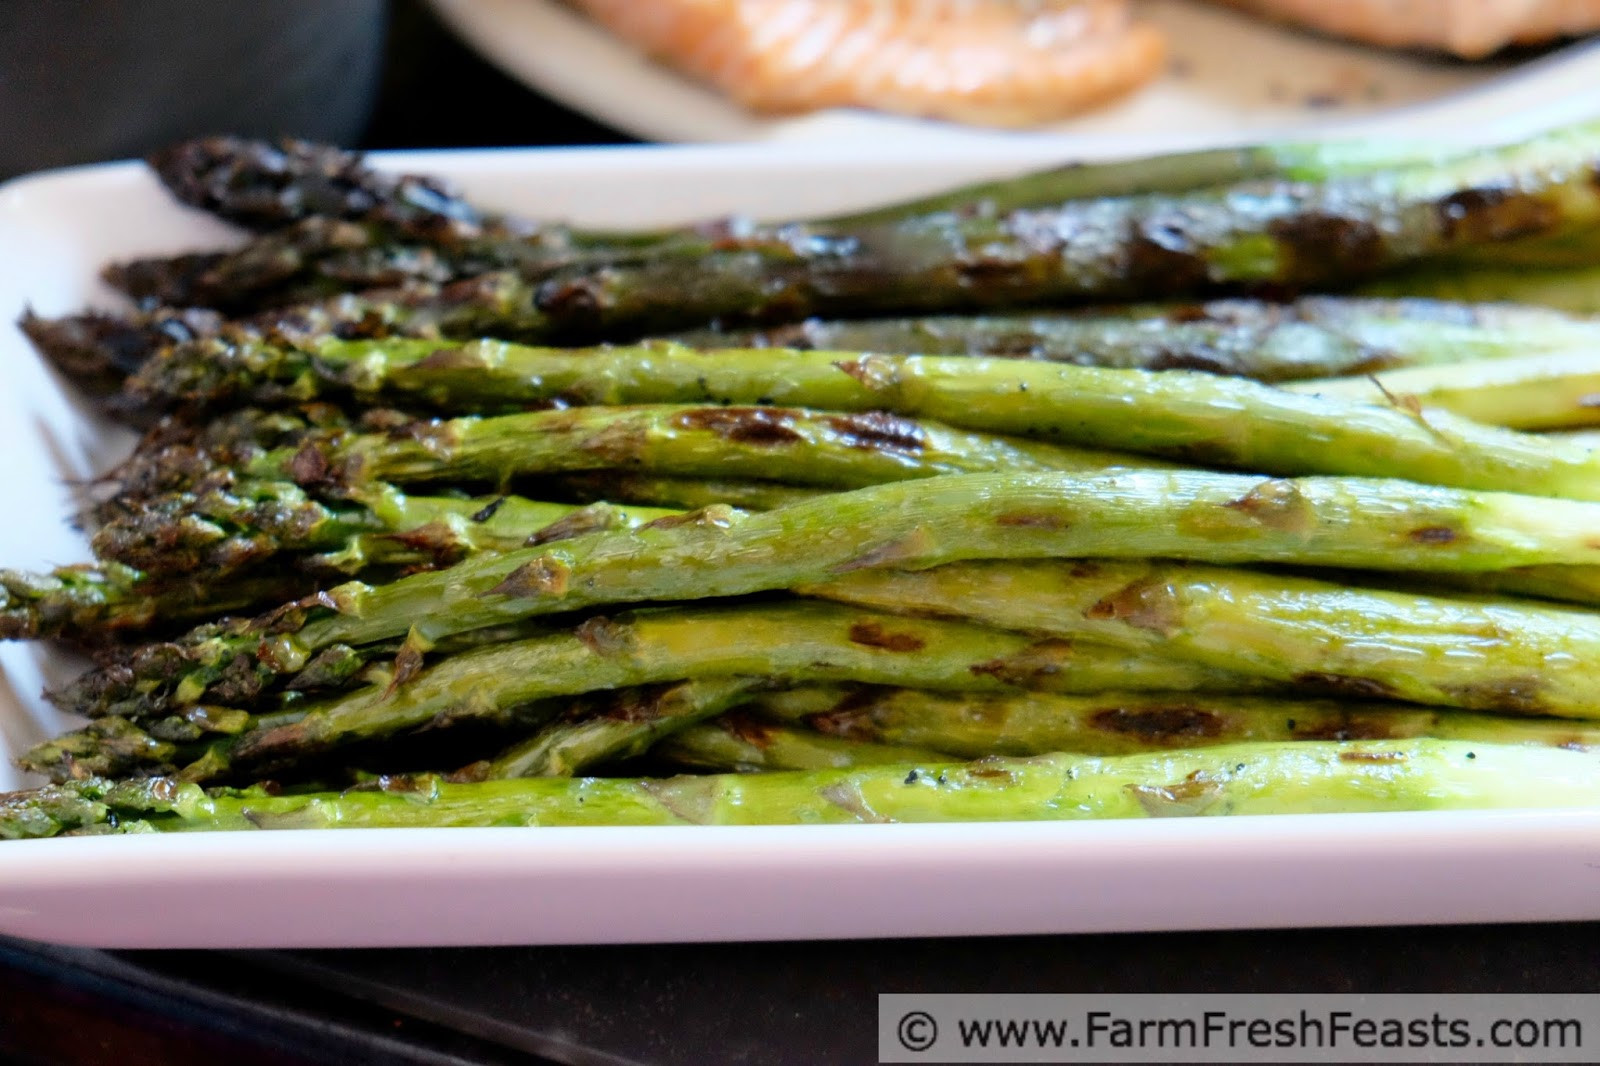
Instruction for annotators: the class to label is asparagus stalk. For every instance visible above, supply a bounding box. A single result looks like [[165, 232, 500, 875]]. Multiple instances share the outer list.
[[101, 225, 591, 318], [1442, 226, 1600, 270], [59, 470, 1600, 720], [25, 273, 589, 395], [110, 121, 1600, 333], [1411, 567, 1600, 609], [18, 705, 268, 782], [146, 136, 489, 238], [1286, 351, 1600, 431], [1361, 265, 1600, 314], [132, 133, 1477, 313], [658, 706, 1600, 771], [0, 564, 318, 643], [18, 306, 224, 398], [159, 134, 1460, 240], [545, 473, 822, 512], [485, 654, 1600, 781], [34, 601, 1265, 781], [821, 138, 1473, 225], [99, 217, 771, 316], [10, 739, 1600, 838], [749, 686, 1600, 759], [242, 404, 1154, 493], [17, 718, 190, 784], [468, 677, 767, 779], [370, 120, 1600, 330], [21, 491, 675, 639], [674, 297, 1600, 381], [91, 478, 385, 576], [658, 715, 942, 772], [530, 121, 1600, 337], [92, 480, 673, 579], [504, 672, 1600, 781], [103, 219, 422, 310], [801, 560, 1600, 717], [129, 337, 1600, 501], [57, 289, 1600, 401], [130, 136, 835, 311], [90, 404, 371, 523], [124, 129, 697, 309], [21, 285, 480, 396], [222, 598, 1268, 772]]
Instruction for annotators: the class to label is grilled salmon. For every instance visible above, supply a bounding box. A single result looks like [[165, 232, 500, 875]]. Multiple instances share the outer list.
[[1216, 0, 1600, 57], [569, 0, 1166, 126]]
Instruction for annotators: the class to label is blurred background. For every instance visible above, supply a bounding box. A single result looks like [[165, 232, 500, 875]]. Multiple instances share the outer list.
[[3, 0, 1596, 181], [0, 0, 627, 181]]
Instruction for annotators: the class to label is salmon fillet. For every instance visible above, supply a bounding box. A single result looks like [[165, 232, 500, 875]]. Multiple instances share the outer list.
[[569, 0, 1167, 126], [1215, 0, 1600, 57]]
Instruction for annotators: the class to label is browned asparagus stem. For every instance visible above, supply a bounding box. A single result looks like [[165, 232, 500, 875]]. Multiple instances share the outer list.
[[108, 122, 1600, 328], [146, 136, 488, 238], [18, 306, 225, 398]]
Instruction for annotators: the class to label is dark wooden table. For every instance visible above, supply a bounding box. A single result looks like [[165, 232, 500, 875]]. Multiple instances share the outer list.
[[4, 3, 1595, 1063], [7, 922, 1600, 1066]]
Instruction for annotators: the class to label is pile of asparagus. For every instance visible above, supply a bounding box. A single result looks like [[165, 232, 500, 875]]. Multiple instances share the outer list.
[[8, 124, 1600, 838]]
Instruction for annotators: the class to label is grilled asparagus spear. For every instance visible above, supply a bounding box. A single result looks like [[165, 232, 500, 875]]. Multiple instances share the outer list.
[[659, 705, 1600, 771], [147, 136, 488, 237], [105, 128, 1459, 310], [1287, 351, 1600, 431], [490, 653, 1600, 780], [1361, 265, 1600, 314], [21, 284, 503, 397], [27, 601, 1263, 782], [0, 564, 318, 643], [656, 704, 1600, 771], [747, 686, 1600, 759], [467, 677, 767, 779], [101, 221, 607, 315], [128, 338, 1600, 500], [544, 473, 822, 512], [658, 715, 941, 772], [48, 291, 1600, 399], [802, 560, 1600, 717], [674, 297, 1600, 380], [238, 404, 1153, 494], [493, 553, 1600, 776], [90, 404, 378, 524], [155, 133, 1464, 236], [331, 120, 1600, 329], [5, 490, 675, 640], [112, 121, 1600, 327], [18, 306, 225, 398], [122, 137, 606, 308], [822, 137, 1473, 224], [91, 481, 673, 580], [54, 470, 1600, 721], [1444, 227, 1600, 270], [8, 739, 1598, 838]]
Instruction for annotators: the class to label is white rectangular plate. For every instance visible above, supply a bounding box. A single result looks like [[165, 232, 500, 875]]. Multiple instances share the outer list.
[[5, 143, 1600, 949]]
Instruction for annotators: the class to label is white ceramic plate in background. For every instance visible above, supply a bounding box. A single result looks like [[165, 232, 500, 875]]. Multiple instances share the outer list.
[[428, 0, 1600, 147], [6, 146, 1600, 948]]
